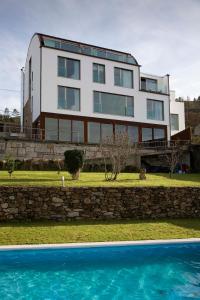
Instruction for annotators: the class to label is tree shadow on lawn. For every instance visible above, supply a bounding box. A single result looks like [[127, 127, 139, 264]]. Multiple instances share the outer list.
[[1, 218, 200, 232], [152, 173, 200, 183], [0, 178, 60, 183]]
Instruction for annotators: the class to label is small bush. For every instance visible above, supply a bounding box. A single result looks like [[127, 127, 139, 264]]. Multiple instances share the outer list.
[[64, 150, 84, 179]]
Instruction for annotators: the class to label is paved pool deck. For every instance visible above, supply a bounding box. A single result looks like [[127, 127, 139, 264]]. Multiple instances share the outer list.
[[0, 238, 200, 251]]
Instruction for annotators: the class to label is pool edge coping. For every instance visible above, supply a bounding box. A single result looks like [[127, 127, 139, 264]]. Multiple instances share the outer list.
[[1, 238, 200, 250]]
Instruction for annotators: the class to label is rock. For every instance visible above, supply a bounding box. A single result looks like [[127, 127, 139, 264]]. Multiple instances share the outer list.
[[1, 203, 8, 209], [52, 197, 63, 203], [67, 211, 79, 217]]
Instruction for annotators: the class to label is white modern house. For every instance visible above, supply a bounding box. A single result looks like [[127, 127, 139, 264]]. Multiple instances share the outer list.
[[170, 90, 185, 136], [21, 33, 184, 144]]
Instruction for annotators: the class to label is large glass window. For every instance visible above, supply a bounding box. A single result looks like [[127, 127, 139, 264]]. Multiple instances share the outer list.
[[170, 114, 179, 131], [59, 119, 71, 141], [147, 99, 164, 121], [58, 57, 80, 79], [115, 124, 127, 135], [128, 126, 138, 143], [142, 128, 153, 142], [94, 92, 134, 117], [101, 123, 113, 141], [93, 64, 105, 84], [114, 68, 133, 88], [154, 128, 165, 140], [45, 118, 58, 140], [58, 86, 80, 111], [72, 120, 84, 143], [88, 122, 101, 144]]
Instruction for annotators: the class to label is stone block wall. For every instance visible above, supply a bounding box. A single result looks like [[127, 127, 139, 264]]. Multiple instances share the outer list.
[[0, 186, 199, 221], [0, 139, 99, 161]]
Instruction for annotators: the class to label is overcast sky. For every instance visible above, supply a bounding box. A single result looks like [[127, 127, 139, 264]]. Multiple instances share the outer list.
[[0, 0, 200, 111]]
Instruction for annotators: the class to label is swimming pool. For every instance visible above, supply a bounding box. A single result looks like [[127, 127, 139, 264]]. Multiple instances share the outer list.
[[0, 241, 200, 299]]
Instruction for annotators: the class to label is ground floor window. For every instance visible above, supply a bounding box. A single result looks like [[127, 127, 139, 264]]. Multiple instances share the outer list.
[[142, 128, 153, 142], [45, 117, 166, 144], [154, 128, 165, 140], [142, 127, 165, 142], [45, 117, 84, 143], [45, 118, 58, 141], [72, 120, 84, 143]]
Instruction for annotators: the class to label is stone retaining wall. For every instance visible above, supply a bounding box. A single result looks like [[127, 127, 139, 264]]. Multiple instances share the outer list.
[[0, 139, 98, 161], [0, 186, 200, 221]]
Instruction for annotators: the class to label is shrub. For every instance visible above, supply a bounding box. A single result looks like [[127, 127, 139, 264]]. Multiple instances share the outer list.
[[4, 155, 17, 178], [64, 150, 84, 179]]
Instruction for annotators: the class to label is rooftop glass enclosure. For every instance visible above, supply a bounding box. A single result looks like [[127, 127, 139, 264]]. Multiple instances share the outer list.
[[140, 73, 169, 95], [43, 38, 138, 65]]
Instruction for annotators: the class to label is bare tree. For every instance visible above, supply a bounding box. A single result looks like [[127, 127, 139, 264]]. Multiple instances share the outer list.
[[98, 132, 137, 181], [164, 142, 183, 178]]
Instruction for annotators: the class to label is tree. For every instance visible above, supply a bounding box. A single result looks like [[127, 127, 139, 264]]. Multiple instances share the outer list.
[[4, 107, 9, 117], [12, 109, 20, 118], [64, 150, 84, 180], [163, 142, 183, 178], [97, 132, 137, 181], [175, 97, 184, 102], [4, 154, 16, 178]]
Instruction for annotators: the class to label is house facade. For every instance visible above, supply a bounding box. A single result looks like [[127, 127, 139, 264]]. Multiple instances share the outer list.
[[22, 33, 172, 144]]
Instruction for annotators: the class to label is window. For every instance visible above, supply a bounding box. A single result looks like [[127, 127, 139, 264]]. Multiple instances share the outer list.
[[114, 68, 133, 88], [58, 57, 80, 80], [147, 99, 164, 121], [44, 38, 138, 65], [45, 118, 58, 140], [58, 86, 80, 111], [170, 114, 179, 131], [154, 128, 165, 140], [115, 124, 127, 135], [72, 120, 84, 143], [94, 91, 134, 117], [141, 78, 157, 92], [93, 63, 105, 83], [128, 126, 138, 143], [115, 124, 138, 143], [101, 123, 113, 141], [59, 119, 71, 141], [142, 128, 153, 142], [88, 122, 101, 144]]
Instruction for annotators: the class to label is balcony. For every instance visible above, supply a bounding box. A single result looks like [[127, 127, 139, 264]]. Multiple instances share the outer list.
[[140, 73, 169, 95]]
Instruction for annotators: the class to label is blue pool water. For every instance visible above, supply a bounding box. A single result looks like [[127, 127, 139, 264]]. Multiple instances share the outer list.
[[0, 243, 200, 299]]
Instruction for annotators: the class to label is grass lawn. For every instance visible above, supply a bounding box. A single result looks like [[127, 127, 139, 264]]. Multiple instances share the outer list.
[[0, 171, 200, 187], [0, 219, 200, 245]]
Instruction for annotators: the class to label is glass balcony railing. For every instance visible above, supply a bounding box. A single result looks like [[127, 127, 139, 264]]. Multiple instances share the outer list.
[[140, 77, 169, 94], [43, 38, 138, 65]]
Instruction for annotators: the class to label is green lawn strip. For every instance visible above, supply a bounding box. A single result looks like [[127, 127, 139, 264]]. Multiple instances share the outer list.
[[0, 171, 200, 187], [0, 219, 200, 245]]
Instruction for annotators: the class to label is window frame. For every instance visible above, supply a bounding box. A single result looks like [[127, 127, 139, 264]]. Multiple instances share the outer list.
[[57, 56, 80, 80], [114, 67, 133, 89], [93, 91, 134, 117], [58, 85, 81, 112], [147, 99, 164, 121], [93, 63, 105, 84]]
